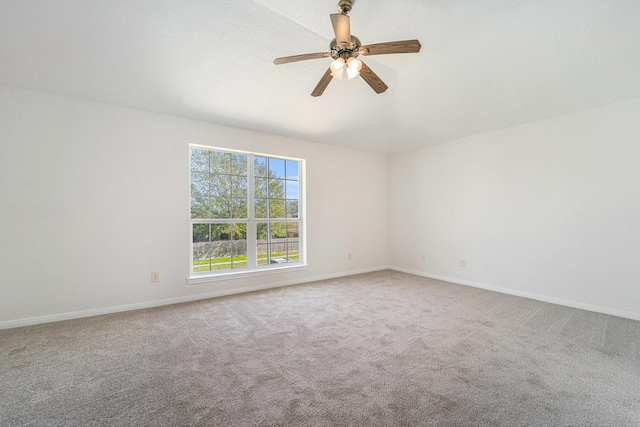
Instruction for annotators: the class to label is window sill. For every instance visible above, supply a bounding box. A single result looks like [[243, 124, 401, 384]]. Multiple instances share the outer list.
[[187, 264, 308, 285]]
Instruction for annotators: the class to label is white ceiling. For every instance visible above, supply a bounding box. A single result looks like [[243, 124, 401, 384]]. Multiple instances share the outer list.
[[2, 0, 640, 155]]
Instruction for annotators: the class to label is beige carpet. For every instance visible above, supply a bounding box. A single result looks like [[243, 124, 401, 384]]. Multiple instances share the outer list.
[[1, 270, 640, 426]]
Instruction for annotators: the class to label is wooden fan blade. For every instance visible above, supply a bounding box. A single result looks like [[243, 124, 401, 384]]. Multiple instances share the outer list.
[[330, 13, 351, 48], [274, 52, 331, 65], [311, 68, 333, 97], [359, 39, 421, 56], [359, 62, 388, 94]]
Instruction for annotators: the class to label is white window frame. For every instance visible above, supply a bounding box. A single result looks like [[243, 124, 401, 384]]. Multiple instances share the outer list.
[[188, 144, 306, 284]]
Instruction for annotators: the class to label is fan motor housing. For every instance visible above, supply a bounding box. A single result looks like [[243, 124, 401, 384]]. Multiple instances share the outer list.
[[329, 35, 361, 59]]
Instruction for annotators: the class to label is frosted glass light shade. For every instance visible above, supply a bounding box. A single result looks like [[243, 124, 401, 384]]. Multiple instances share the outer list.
[[346, 57, 362, 80], [330, 58, 346, 80]]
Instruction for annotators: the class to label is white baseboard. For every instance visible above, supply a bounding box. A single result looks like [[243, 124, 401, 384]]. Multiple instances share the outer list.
[[0, 266, 389, 330], [5, 265, 638, 329], [390, 266, 640, 322]]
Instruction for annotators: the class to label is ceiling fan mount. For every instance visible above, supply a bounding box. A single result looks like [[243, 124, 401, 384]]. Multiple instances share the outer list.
[[274, 0, 421, 96], [337, 0, 352, 14]]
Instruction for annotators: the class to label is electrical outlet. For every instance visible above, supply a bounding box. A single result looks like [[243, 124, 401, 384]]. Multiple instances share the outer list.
[[460, 259, 466, 268], [151, 272, 160, 282], [348, 253, 352, 261], [421, 254, 426, 261]]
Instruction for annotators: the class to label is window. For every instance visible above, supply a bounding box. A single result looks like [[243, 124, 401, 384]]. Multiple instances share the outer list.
[[190, 145, 304, 277]]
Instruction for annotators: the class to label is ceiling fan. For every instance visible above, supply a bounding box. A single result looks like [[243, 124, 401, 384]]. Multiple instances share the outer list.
[[273, 0, 421, 97]]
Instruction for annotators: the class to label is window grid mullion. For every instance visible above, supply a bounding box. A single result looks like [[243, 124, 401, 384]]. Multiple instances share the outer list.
[[247, 154, 256, 269]]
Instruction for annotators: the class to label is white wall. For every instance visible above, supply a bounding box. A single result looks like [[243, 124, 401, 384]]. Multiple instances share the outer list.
[[0, 86, 389, 327], [389, 97, 640, 319], [3, 86, 639, 327]]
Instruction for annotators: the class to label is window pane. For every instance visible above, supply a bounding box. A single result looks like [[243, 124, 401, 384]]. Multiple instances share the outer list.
[[191, 201, 209, 219], [286, 222, 299, 238], [286, 200, 299, 218], [191, 172, 210, 219], [286, 180, 299, 199], [257, 244, 269, 265], [210, 197, 231, 219], [270, 222, 287, 239], [255, 198, 266, 218], [233, 245, 248, 268], [232, 197, 247, 219], [193, 223, 210, 243], [191, 171, 209, 194], [212, 224, 230, 240], [287, 222, 300, 262], [210, 174, 231, 199], [190, 148, 210, 172], [210, 151, 229, 174], [232, 223, 247, 240], [231, 224, 247, 269], [271, 222, 295, 265], [230, 153, 247, 176], [255, 177, 267, 198], [256, 222, 268, 265], [254, 156, 267, 177], [268, 158, 285, 179], [257, 222, 268, 240], [210, 224, 232, 270], [255, 221, 299, 266], [224, 152, 233, 172], [231, 176, 247, 198], [257, 222, 289, 265], [269, 179, 285, 199], [260, 222, 287, 264], [269, 199, 285, 218], [285, 160, 298, 180], [192, 224, 210, 272]]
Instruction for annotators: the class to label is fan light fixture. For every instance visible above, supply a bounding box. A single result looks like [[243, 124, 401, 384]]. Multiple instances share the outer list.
[[330, 57, 362, 80]]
